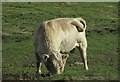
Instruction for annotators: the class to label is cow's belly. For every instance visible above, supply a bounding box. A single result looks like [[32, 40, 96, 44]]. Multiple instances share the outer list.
[[60, 39, 79, 53]]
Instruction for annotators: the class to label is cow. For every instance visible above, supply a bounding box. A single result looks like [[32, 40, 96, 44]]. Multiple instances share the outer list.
[[34, 17, 88, 75]]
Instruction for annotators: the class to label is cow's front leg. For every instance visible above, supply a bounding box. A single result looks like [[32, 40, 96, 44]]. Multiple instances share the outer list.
[[78, 39, 88, 70], [61, 54, 69, 72], [35, 52, 42, 74], [36, 61, 42, 74]]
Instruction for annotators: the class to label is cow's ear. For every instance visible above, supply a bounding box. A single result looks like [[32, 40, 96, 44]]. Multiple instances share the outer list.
[[43, 54, 49, 61]]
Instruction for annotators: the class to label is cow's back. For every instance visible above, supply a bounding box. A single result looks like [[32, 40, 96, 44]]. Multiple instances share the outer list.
[[34, 18, 82, 54]]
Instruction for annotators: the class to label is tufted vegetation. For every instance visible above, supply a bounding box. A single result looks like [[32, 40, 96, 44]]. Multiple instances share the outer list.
[[2, 2, 118, 80]]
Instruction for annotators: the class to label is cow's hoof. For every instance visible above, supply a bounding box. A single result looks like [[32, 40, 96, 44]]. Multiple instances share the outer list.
[[41, 73, 46, 77], [46, 73, 52, 77]]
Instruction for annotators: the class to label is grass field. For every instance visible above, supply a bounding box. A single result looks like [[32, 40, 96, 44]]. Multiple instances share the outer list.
[[2, 2, 118, 80]]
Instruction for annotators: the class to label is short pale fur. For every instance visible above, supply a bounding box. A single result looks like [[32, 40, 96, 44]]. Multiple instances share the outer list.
[[34, 17, 88, 75]]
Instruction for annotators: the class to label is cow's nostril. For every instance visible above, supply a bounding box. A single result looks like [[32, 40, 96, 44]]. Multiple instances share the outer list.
[[60, 66, 63, 72], [60, 67, 62, 70]]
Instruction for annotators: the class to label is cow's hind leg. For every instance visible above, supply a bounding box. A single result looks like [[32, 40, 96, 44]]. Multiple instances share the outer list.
[[35, 52, 42, 74], [78, 39, 88, 70]]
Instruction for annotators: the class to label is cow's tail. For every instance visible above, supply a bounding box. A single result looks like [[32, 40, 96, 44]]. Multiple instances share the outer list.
[[77, 18, 86, 29], [71, 18, 86, 32]]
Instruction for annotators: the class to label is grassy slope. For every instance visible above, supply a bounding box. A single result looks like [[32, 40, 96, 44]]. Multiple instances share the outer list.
[[2, 2, 118, 80]]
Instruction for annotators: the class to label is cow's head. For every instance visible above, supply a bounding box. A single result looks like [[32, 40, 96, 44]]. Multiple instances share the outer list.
[[43, 53, 64, 75]]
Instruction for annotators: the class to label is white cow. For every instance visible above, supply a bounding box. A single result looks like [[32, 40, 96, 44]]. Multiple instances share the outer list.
[[34, 17, 88, 75]]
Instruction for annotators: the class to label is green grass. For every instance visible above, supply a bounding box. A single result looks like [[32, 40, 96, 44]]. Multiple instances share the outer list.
[[2, 2, 118, 80]]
